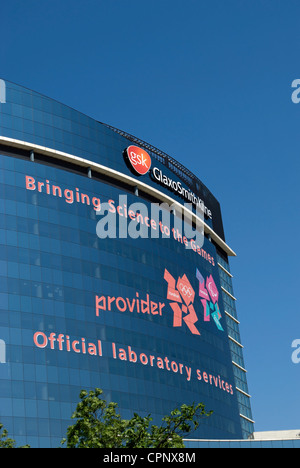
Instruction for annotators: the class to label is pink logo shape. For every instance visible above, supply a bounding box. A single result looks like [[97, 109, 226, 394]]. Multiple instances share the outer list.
[[176, 274, 195, 306], [206, 275, 219, 304], [164, 269, 200, 336], [196, 268, 223, 332]]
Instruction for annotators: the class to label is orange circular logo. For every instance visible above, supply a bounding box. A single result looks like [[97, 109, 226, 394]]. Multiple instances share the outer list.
[[125, 146, 152, 175]]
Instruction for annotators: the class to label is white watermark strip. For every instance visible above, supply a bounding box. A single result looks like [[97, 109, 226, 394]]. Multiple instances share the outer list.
[[0, 80, 6, 104], [95, 195, 204, 249]]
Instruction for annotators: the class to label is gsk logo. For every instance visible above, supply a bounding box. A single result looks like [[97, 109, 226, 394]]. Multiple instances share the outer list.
[[125, 145, 151, 176]]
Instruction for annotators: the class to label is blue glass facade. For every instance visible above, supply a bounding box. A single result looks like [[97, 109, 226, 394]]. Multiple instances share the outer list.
[[0, 80, 253, 447]]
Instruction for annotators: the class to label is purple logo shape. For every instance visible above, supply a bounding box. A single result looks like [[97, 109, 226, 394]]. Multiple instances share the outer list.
[[196, 269, 223, 332]]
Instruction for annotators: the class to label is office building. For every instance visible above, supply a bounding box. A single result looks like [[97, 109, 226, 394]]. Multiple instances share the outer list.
[[0, 80, 254, 447]]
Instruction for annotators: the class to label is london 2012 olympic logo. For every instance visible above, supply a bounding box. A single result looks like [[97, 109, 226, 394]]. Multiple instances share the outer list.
[[164, 268, 224, 336], [196, 269, 224, 332], [164, 269, 200, 336], [178, 282, 193, 299]]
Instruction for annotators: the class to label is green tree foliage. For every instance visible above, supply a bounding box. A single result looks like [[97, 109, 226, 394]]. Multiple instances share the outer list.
[[61, 388, 212, 448], [0, 424, 29, 448], [0, 388, 212, 448]]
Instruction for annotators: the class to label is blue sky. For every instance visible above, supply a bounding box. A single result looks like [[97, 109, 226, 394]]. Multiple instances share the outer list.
[[1, 0, 300, 432]]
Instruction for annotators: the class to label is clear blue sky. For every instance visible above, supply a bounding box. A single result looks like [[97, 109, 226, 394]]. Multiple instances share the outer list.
[[1, 0, 300, 432]]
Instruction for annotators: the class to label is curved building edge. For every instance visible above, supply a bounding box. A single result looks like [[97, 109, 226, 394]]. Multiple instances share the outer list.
[[0, 135, 236, 258], [0, 79, 254, 445]]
